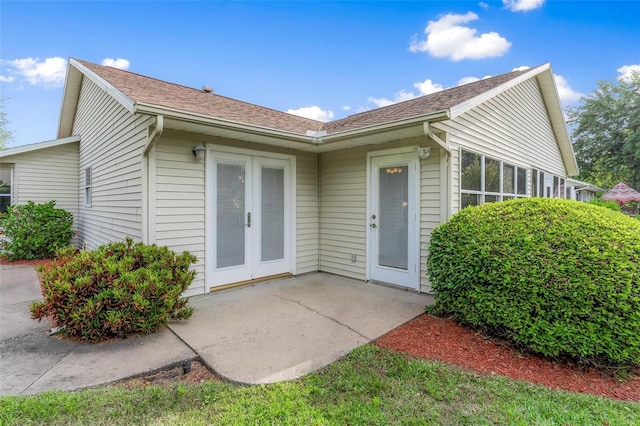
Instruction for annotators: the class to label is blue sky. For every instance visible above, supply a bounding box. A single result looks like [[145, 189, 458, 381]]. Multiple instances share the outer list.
[[1, 0, 639, 147]]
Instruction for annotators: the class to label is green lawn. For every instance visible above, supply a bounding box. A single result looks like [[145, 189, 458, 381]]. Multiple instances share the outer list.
[[1, 346, 638, 425]]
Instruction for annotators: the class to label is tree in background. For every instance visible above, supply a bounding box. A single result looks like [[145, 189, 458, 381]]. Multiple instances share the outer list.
[[567, 72, 640, 189], [0, 97, 14, 150]]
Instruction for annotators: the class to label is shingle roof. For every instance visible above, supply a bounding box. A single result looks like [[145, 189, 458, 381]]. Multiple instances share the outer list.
[[75, 59, 535, 136], [75, 59, 324, 135]]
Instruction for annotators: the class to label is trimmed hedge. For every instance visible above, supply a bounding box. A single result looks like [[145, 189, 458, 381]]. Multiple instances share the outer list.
[[31, 238, 195, 341], [0, 200, 74, 260], [427, 198, 640, 369]]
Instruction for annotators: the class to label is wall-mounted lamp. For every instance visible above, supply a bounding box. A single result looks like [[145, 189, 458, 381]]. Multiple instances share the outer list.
[[192, 144, 207, 160], [418, 146, 431, 159]]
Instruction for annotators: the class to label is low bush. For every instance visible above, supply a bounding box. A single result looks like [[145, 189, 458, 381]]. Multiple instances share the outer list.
[[427, 198, 640, 369], [31, 238, 196, 341], [0, 200, 74, 260], [588, 199, 622, 212]]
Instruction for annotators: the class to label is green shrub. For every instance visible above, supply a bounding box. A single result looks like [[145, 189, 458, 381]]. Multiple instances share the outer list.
[[0, 200, 74, 260], [427, 198, 640, 369], [588, 199, 622, 212], [31, 238, 196, 341]]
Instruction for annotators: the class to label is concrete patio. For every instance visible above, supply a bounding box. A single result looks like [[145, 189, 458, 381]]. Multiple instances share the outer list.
[[1, 264, 432, 395]]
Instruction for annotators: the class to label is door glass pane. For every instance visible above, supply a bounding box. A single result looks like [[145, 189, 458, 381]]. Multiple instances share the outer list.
[[461, 193, 480, 208], [217, 162, 245, 268], [261, 167, 284, 262], [379, 166, 408, 270]]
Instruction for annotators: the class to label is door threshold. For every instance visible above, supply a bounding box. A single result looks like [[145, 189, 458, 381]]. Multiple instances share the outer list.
[[209, 273, 293, 293]]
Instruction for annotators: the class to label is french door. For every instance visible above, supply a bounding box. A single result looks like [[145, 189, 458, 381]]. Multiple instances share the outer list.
[[209, 151, 292, 288], [368, 151, 419, 290]]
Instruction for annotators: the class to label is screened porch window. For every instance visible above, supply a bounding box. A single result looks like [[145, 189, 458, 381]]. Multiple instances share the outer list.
[[0, 167, 13, 213], [460, 149, 529, 208]]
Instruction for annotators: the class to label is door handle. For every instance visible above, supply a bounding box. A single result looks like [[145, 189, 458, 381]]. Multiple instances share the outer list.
[[247, 212, 251, 228], [370, 223, 377, 229]]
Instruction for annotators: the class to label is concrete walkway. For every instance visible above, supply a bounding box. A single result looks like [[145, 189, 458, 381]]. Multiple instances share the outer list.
[[1, 264, 432, 395]]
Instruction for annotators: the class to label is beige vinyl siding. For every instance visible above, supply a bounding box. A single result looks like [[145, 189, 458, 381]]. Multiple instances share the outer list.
[[295, 151, 319, 275], [153, 136, 206, 296], [434, 78, 567, 204], [2, 142, 80, 242], [319, 148, 367, 280], [419, 147, 442, 293], [73, 77, 152, 249], [152, 132, 319, 295]]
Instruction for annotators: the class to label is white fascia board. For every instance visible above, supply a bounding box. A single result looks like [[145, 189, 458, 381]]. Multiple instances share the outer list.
[[320, 110, 450, 143], [57, 62, 83, 138], [69, 58, 135, 114], [0, 136, 80, 158], [449, 64, 550, 119], [537, 65, 579, 177], [135, 102, 314, 144]]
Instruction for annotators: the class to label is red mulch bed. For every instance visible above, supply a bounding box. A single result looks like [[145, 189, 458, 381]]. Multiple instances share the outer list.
[[375, 314, 639, 402], [0, 256, 53, 268]]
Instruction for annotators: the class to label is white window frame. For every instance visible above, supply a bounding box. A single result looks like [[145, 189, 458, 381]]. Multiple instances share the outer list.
[[459, 149, 529, 208], [84, 167, 92, 207], [0, 167, 13, 213]]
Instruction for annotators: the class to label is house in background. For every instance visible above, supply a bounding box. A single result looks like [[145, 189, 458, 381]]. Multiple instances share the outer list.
[[1, 59, 585, 295]]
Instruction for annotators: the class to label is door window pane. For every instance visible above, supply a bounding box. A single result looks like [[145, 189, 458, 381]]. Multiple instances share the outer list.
[[217, 163, 246, 268], [379, 166, 408, 270], [261, 167, 284, 262]]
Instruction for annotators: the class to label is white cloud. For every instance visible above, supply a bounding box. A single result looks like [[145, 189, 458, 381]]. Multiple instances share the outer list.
[[409, 12, 511, 61], [479, 2, 489, 9], [102, 58, 130, 70], [458, 76, 480, 85], [5, 57, 67, 87], [287, 105, 334, 122], [503, 0, 545, 12], [369, 78, 445, 108], [0, 75, 15, 83], [554, 74, 583, 105], [342, 105, 351, 111], [512, 65, 530, 71], [617, 64, 640, 82]]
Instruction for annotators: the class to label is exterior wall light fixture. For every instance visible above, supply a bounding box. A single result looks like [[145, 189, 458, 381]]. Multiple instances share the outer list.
[[192, 144, 207, 160]]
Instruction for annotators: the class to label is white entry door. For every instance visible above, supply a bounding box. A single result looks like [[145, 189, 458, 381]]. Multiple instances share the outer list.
[[210, 152, 292, 288], [368, 152, 419, 290]]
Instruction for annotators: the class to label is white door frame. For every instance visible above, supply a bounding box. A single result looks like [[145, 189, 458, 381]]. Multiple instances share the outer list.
[[205, 145, 296, 291], [366, 147, 420, 290]]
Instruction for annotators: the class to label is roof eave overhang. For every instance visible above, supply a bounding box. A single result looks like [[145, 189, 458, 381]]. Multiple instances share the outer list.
[[136, 102, 451, 152], [0, 135, 81, 158], [57, 58, 135, 139]]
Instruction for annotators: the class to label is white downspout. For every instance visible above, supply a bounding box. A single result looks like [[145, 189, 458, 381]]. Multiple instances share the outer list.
[[142, 115, 164, 244]]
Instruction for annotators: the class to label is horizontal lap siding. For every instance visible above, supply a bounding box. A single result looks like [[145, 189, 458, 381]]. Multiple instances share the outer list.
[[295, 151, 319, 274], [153, 137, 205, 296], [6, 143, 80, 244], [73, 77, 151, 249], [434, 78, 567, 202], [419, 147, 441, 293], [319, 148, 367, 280]]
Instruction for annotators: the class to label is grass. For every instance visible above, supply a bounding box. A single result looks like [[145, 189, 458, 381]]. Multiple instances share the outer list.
[[1, 346, 638, 425]]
